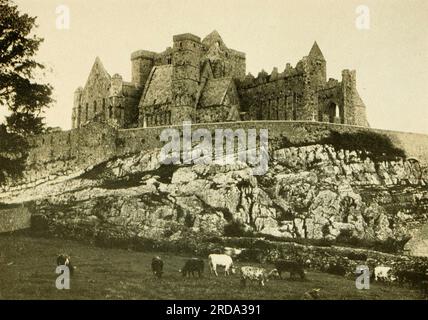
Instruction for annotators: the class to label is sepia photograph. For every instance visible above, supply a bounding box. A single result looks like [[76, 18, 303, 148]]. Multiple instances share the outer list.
[[0, 0, 428, 306]]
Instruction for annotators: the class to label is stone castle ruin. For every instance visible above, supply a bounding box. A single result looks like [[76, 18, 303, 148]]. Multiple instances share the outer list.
[[3, 30, 428, 264], [72, 31, 368, 129]]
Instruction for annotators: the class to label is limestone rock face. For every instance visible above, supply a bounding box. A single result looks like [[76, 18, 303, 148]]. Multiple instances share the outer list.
[[7, 144, 428, 255]]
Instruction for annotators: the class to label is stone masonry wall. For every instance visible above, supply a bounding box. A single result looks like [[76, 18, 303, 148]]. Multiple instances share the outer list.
[[2, 121, 428, 194], [1, 123, 117, 193], [0, 204, 31, 233]]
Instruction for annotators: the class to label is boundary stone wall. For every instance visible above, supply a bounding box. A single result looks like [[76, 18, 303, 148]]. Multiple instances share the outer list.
[[0, 204, 31, 233]]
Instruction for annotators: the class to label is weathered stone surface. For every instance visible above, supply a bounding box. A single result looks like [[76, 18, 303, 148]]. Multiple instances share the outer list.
[[5, 143, 422, 259]]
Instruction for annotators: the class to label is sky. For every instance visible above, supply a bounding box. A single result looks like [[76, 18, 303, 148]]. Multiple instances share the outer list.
[[4, 0, 428, 133]]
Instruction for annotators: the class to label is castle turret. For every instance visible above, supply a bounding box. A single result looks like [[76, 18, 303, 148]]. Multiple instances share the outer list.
[[342, 69, 368, 127], [108, 74, 125, 127], [171, 33, 202, 124], [131, 50, 156, 89], [72, 87, 83, 129]]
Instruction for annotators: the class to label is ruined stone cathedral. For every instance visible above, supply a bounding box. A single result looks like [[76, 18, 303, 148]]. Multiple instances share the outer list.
[[72, 30, 369, 129]]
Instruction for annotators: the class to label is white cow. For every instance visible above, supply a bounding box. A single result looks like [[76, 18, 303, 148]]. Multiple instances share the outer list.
[[374, 266, 396, 282], [240, 266, 279, 287], [208, 254, 235, 276]]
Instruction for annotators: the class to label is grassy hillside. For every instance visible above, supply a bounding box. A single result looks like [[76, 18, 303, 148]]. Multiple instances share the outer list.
[[0, 233, 424, 300]]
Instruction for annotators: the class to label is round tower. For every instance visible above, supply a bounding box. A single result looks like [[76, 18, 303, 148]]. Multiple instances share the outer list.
[[131, 50, 156, 88], [171, 33, 202, 124]]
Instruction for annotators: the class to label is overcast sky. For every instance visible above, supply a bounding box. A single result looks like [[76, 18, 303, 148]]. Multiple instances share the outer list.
[[5, 0, 428, 133]]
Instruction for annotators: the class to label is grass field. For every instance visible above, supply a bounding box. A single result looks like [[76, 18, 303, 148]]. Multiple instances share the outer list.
[[0, 233, 424, 300]]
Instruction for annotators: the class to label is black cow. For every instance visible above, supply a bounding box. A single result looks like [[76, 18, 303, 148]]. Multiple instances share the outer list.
[[421, 280, 428, 297], [274, 260, 305, 280], [396, 270, 428, 288], [56, 254, 75, 276], [326, 263, 347, 276], [180, 258, 204, 278], [151, 256, 164, 278]]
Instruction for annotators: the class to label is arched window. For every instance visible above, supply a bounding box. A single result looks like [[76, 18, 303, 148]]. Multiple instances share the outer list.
[[94, 100, 97, 114], [143, 115, 147, 128], [328, 103, 341, 123]]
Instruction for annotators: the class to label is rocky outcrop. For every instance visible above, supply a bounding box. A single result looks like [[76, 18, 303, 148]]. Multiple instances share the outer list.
[[3, 144, 428, 256], [6, 145, 422, 255]]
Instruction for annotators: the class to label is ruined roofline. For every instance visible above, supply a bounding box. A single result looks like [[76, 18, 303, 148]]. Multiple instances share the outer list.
[[131, 50, 157, 60], [238, 68, 305, 89], [173, 33, 201, 43], [227, 48, 246, 59]]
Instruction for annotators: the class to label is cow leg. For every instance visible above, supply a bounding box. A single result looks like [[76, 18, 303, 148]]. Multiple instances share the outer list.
[[209, 262, 214, 275], [260, 279, 265, 286], [278, 271, 283, 280]]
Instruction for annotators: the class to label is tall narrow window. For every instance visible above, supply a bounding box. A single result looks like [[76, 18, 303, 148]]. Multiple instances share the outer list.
[[94, 101, 97, 114], [85, 103, 88, 120], [328, 103, 339, 123], [77, 105, 81, 126], [284, 96, 288, 120], [292, 93, 297, 120]]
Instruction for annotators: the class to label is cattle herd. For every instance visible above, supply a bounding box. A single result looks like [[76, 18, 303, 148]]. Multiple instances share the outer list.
[[56, 251, 428, 298]]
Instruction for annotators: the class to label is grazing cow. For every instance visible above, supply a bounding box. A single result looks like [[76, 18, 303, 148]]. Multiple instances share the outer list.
[[208, 254, 235, 276], [56, 254, 75, 276], [422, 280, 428, 297], [374, 266, 396, 282], [240, 266, 278, 287], [396, 270, 427, 288], [326, 263, 347, 276], [180, 258, 204, 278], [274, 260, 305, 280], [151, 256, 163, 278]]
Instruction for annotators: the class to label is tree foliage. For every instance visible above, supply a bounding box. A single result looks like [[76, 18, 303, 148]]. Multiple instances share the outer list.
[[0, 0, 53, 184]]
